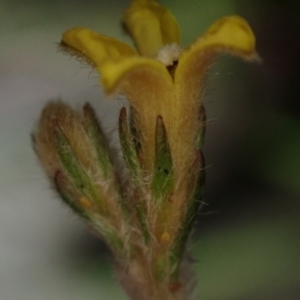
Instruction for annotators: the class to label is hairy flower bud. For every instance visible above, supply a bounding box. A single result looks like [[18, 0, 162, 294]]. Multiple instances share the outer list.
[[33, 101, 131, 257]]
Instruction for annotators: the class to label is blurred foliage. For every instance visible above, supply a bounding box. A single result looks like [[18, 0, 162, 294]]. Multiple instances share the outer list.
[[193, 214, 300, 300]]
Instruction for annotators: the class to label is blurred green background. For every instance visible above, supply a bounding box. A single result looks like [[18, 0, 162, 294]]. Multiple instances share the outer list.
[[1, 0, 300, 299]]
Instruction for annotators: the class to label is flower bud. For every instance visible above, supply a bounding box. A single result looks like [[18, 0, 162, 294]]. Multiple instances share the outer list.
[[33, 101, 129, 256]]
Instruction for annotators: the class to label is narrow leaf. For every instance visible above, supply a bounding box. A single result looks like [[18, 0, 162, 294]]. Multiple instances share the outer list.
[[83, 103, 112, 179], [53, 120, 104, 210], [91, 214, 127, 258], [119, 108, 150, 243], [54, 170, 90, 219], [135, 201, 151, 244], [129, 105, 142, 155], [151, 116, 174, 202], [118, 107, 140, 181]]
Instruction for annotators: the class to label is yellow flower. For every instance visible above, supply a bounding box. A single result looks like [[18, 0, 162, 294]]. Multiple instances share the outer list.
[[61, 0, 258, 200]]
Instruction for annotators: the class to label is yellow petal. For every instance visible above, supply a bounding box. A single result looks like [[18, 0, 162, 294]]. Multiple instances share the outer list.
[[176, 15, 258, 82], [170, 16, 258, 192], [174, 16, 258, 138], [61, 28, 137, 66], [98, 56, 172, 95], [203, 15, 256, 56], [98, 56, 173, 172], [124, 0, 181, 57]]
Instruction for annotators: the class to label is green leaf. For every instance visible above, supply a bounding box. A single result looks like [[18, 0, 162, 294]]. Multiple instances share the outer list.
[[54, 170, 90, 220], [129, 105, 142, 156], [118, 107, 140, 181], [83, 103, 112, 179], [135, 201, 151, 244], [154, 254, 169, 280], [119, 108, 150, 243], [53, 120, 104, 210], [151, 116, 174, 202], [91, 214, 127, 257]]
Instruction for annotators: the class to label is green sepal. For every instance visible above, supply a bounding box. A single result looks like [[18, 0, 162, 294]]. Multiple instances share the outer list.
[[84, 104, 131, 217], [135, 200, 151, 244], [118, 107, 140, 181], [53, 120, 103, 210], [91, 214, 128, 258], [151, 116, 174, 201], [154, 254, 169, 280], [83, 103, 112, 179], [119, 108, 151, 243], [55, 170, 127, 257], [54, 170, 90, 220], [129, 105, 142, 156], [169, 150, 205, 279]]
